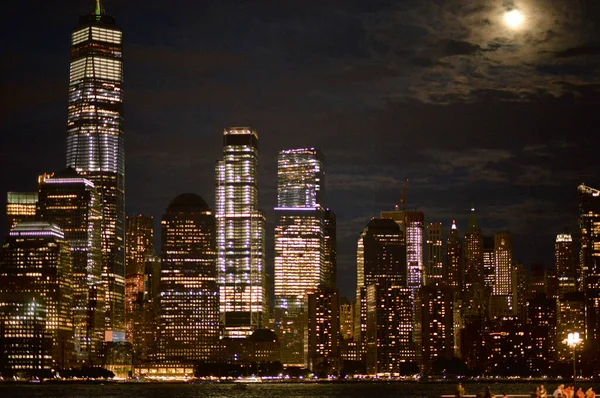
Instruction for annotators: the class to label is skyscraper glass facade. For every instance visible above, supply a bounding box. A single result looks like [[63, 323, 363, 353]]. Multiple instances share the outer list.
[[66, 5, 125, 337], [216, 128, 266, 338], [159, 194, 219, 362]]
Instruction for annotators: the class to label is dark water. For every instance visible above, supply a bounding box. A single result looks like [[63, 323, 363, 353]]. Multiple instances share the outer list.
[[0, 382, 593, 398]]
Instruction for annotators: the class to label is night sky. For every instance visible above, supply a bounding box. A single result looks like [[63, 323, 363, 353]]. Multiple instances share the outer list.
[[2, 0, 600, 300]]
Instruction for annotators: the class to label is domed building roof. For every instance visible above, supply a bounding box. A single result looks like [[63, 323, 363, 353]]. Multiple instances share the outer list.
[[248, 328, 279, 343], [167, 193, 210, 212]]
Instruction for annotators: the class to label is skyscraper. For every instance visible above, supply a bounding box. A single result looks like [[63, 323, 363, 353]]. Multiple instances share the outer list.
[[492, 232, 513, 314], [0, 222, 74, 369], [124, 215, 154, 343], [66, 1, 125, 337], [555, 233, 576, 297], [215, 128, 266, 338], [356, 218, 406, 362], [405, 212, 425, 290], [159, 194, 219, 362], [323, 209, 337, 289], [578, 184, 600, 344], [304, 286, 340, 374], [464, 209, 484, 295], [36, 169, 104, 363], [446, 221, 462, 291], [426, 222, 443, 286], [5, 192, 38, 233], [274, 148, 326, 313]]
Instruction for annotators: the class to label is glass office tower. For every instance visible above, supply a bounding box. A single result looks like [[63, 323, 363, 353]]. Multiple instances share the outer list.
[[66, 1, 125, 337], [215, 128, 266, 338]]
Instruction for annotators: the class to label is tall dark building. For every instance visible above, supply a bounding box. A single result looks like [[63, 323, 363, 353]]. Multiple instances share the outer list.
[[463, 209, 485, 315], [446, 221, 462, 291], [125, 215, 154, 343], [356, 218, 406, 363], [66, 1, 125, 337], [0, 222, 74, 370], [323, 209, 337, 289], [159, 194, 219, 363], [304, 286, 340, 375], [555, 233, 576, 296], [578, 184, 600, 345], [37, 169, 104, 363], [425, 222, 444, 286]]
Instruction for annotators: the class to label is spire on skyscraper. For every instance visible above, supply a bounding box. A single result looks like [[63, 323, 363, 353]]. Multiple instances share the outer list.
[[467, 207, 479, 232], [95, 0, 104, 16]]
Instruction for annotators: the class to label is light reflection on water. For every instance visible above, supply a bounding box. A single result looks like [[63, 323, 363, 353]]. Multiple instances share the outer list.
[[0, 382, 594, 398]]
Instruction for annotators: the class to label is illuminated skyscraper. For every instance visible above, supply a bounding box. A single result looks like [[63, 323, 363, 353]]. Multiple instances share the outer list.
[[124, 215, 154, 343], [483, 236, 495, 290], [215, 127, 266, 338], [5, 192, 38, 233], [492, 232, 513, 313], [404, 212, 424, 290], [274, 148, 325, 313], [578, 184, 600, 344], [159, 194, 219, 362], [426, 222, 443, 286], [446, 221, 462, 291], [366, 284, 414, 374], [37, 169, 104, 363], [556, 292, 586, 362], [66, 1, 125, 337], [418, 285, 453, 369], [0, 222, 74, 369], [555, 233, 576, 297]]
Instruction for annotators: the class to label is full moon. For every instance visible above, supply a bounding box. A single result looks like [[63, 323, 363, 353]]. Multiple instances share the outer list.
[[504, 9, 525, 28]]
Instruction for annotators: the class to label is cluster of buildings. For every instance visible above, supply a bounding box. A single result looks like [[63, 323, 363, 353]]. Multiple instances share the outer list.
[[2, 1, 600, 379]]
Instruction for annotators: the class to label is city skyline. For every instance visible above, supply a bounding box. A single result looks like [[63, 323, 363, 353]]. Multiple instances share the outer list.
[[2, 1, 600, 302]]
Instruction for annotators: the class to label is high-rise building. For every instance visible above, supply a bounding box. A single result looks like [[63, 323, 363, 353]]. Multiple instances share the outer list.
[[418, 285, 454, 369], [356, 218, 406, 364], [274, 148, 329, 366], [66, 1, 125, 337], [556, 292, 586, 362], [483, 236, 495, 291], [274, 148, 326, 311], [0, 222, 74, 369], [366, 284, 414, 374], [446, 221, 462, 291], [464, 209, 484, 310], [323, 209, 337, 289], [216, 128, 266, 338], [555, 233, 576, 296], [426, 222, 443, 286], [356, 218, 406, 295], [492, 232, 513, 314], [339, 297, 354, 341], [527, 294, 557, 375], [304, 286, 340, 374], [405, 212, 424, 290], [159, 194, 219, 363], [512, 263, 527, 319], [579, 184, 600, 344], [36, 169, 104, 363], [5, 192, 38, 233], [124, 215, 154, 343]]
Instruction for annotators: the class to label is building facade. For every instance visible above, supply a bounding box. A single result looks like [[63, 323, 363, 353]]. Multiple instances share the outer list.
[[304, 287, 340, 375], [0, 222, 74, 370], [215, 128, 266, 338], [37, 169, 104, 363], [124, 215, 154, 343], [555, 233, 576, 297], [66, 2, 125, 337], [159, 194, 219, 362], [5, 192, 38, 234], [425, 222, 444, 286], [492, 232, 513, 314], [446, 221, 462, 291]]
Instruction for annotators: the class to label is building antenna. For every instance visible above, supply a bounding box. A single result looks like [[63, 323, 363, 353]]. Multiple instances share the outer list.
[[400, 179, 409, 213]]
